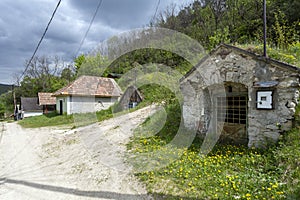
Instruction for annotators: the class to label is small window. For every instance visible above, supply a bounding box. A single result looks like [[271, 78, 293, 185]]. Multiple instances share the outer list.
[[261, 96, 267, 101], [216, 95, 247, 124], [228, 86, 233, 93]]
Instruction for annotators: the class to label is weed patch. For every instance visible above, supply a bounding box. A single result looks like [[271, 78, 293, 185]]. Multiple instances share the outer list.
[[128, 102, 300, 199]]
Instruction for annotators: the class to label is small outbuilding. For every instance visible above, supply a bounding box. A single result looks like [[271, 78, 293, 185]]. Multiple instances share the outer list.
[[20, 97, 43, 118], [180, 44, 300, 148], [38, 92, 56, 114], [118, 85, 143, 110], [52, 75, 122, 115]]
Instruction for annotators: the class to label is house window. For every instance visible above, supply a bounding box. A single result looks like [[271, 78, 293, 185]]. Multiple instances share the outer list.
[[216, 96, 247, 124]]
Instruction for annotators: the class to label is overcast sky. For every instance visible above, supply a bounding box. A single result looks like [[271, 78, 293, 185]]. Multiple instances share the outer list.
[[0, 0, 193, 84]]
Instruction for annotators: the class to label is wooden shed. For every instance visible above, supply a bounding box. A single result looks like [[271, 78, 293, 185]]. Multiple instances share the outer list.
[[38, 92, 56, 114]]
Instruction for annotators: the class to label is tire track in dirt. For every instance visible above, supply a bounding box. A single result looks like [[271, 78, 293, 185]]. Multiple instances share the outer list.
[[0, 106, 158, 199]]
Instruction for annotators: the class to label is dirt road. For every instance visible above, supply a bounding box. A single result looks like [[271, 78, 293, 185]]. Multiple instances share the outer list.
[[0, 106, 158, 200]]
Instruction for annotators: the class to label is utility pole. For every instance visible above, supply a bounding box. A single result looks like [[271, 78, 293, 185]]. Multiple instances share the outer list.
[[13, 86, 16, 106], [12, 84, 17, 120], [263, 0, 267, 58]]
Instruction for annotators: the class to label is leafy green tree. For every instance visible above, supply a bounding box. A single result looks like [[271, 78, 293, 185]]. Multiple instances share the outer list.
[[74, 54, 86, 76], [0, 91, 14, 115], [0, 102, 5, 118], [60, 67, 75, 83], [19, 76, 42, 97], [18, 55, 74, 97], [154, 0, 299, 49], [272, 10, 299, 49], [76, 53, 109, 77]]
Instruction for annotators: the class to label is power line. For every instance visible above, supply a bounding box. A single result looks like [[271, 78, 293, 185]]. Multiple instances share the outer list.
[[151, 0, 161, 24], [17, 0, 62, 85], [74, 0, 103, 58]]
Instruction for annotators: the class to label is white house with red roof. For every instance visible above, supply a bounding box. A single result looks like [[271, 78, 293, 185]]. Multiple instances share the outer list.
[[52, 75, 122, 115]]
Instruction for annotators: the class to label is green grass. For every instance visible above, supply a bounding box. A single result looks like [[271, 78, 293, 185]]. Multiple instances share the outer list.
[[18, 108, 115, 128], [128, 103, 300, 200], [16, 52, 300, 198], [274, 128, 300, 199], [237, 42, 300, 67], [18, 100, 150, 129], [18, 112, 74, 128]]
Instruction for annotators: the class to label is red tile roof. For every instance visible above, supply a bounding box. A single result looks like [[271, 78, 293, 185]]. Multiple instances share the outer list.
[[38, 92, 56, 105], [52, 76, 122, 97]]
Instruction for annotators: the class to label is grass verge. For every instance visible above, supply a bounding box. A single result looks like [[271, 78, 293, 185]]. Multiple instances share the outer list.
[[18, 108, 115, 128], [128, 103, 300, 199], [18, 112, 74, 128], [17, 102, 149, 129]]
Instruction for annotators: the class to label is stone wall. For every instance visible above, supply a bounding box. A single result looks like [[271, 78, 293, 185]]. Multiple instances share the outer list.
[[180, 45, 300, 148]]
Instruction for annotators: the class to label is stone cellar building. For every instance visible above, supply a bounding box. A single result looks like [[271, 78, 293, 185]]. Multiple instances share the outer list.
[[180, 44, 300, 148]]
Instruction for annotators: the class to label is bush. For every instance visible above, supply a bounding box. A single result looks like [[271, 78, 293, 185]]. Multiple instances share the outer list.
[[0, 103, 5, 119]]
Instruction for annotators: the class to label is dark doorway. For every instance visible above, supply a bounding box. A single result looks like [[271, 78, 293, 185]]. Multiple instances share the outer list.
[[59, 100, 63, 115], [215, 83, 248, 145]]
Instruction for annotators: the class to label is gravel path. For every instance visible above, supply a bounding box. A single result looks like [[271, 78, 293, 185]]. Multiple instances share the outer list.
[[0, 106, 158, 200]]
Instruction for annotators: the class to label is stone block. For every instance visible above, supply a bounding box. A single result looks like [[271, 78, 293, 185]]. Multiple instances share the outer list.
[[266, 124, 278, 130], [278, 78, 300, 88], [281, 120, 293, 131]]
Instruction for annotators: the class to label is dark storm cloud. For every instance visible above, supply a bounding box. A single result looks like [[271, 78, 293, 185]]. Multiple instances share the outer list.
[[68, 0, 156, 28], [0, 0, 190, 84], [0, 0, 57, 84]]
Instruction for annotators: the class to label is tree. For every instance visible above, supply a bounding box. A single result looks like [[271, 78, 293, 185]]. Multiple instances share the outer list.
[[18, 55, 71, 97], [153, 0, 299, 49], [23, 56, 60, 91], [0, 102, 5, 118], [0, 91, 14, 115], [75, 53, 109, 77], [60, 67, 74, 83], [74, 54, 86, 76]]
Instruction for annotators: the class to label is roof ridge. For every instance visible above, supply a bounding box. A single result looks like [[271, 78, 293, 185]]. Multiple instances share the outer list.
[[53, 75, 122, 97], [180, 43, 300, 82], [219, 43, 300, 71]]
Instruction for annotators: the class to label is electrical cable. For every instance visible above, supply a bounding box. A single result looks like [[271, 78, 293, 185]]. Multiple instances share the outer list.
[[151, 0, 161, 24], [74, 0, 103, 58], [17, 0, 62, 85]]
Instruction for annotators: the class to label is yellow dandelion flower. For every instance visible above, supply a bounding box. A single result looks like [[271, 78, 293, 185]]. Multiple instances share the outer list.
[[276, 191, 284, 195]]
